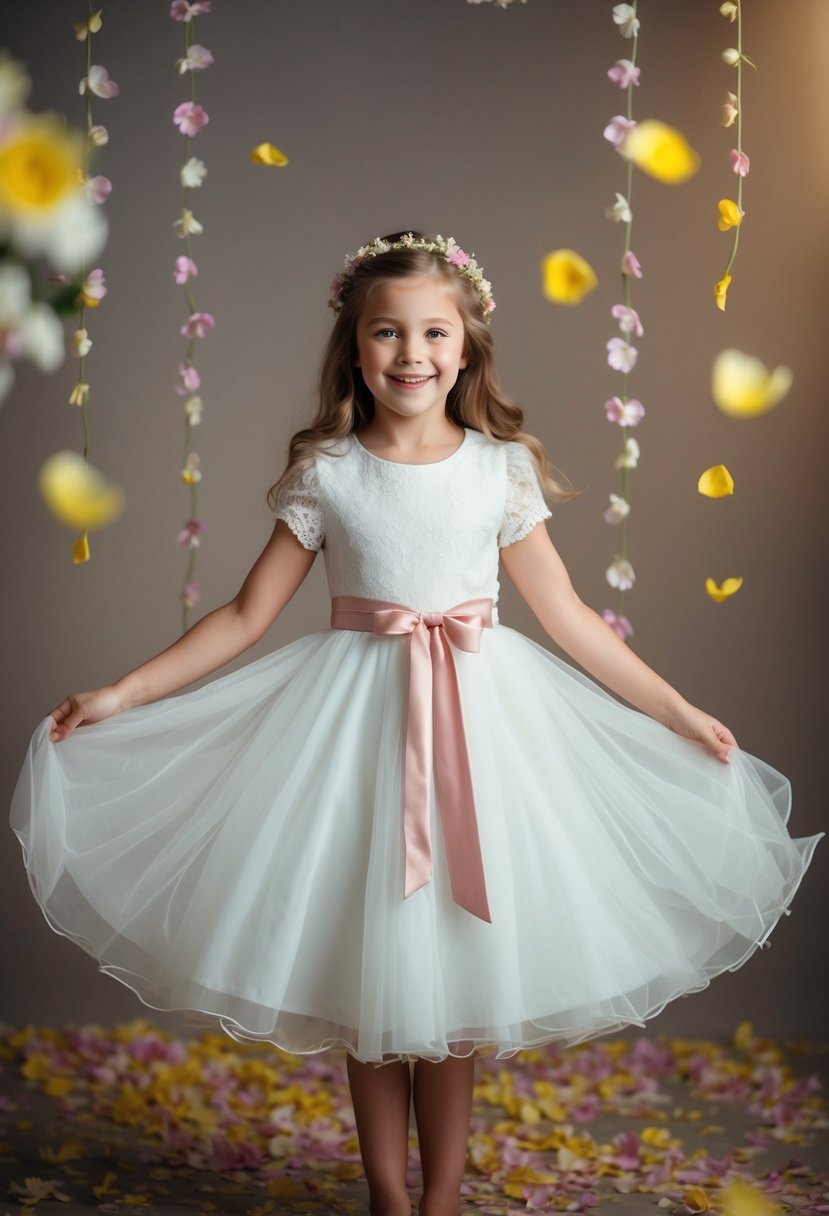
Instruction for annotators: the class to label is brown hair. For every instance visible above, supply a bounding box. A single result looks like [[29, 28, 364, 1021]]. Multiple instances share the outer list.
[[268, 231, 580, 507]]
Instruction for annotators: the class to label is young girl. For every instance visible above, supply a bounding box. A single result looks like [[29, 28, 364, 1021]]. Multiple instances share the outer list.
[[12, 231, 822, 1216]]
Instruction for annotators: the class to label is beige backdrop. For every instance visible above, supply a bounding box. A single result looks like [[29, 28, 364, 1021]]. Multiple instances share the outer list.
[[2, 0, 826, 1041]]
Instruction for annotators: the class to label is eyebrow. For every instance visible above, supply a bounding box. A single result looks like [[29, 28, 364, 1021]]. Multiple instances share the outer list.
[[364, 316, 457, 327]]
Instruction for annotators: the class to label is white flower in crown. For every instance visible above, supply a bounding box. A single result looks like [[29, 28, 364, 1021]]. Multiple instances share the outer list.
[[329, 232, 496, 322]]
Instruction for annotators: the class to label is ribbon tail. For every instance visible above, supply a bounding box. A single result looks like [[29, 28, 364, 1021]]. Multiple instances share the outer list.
[[431, 628, 492, 923], [403, 621, 434, 899]]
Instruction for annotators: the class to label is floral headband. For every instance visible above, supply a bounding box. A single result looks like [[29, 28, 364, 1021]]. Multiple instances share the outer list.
[[328, 232, 496, 322]]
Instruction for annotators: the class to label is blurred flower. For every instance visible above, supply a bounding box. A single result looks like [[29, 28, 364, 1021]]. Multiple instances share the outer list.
[[10, 1178, 71, 1204], [69, 382, 89, 407], [174, 256, 198, 284], [607, 337, 637, 372], [182, 452, 202, 484], [730, 148, 750, 176], [605, 395, 645, 426], [720, 1178, 781, 1216], [173, 207, 203, 237], [171, 0, 214, 20], [606, 557, 635, 590], [184, 395, 203, 424], [71, 327, 92, 357], [714, 273, 732, 311], [38, 450, 124, 529], [0, 51, 31, 114], [615, 436, 640, 469], [79, 65, 119, 98], [720, 2, 738, 20], [173, 101, 209, 136], [177, 518, 207, 547], [620, 119, 701, 183], [181, 578, 201, 607], [89, 123, 109, 146], [181, 311, 214, 338], [72, 531, 90, 563], [604, 115, 637, 148], [718, 199, 743, 230], [606, 192, 632, 223], [176, 362, 201, 394], [74, 11, 103, 39], [621, 249, 642, 278], [705, 576, 743, 602], [721, 48, 741, 66], [698, 465, 735, 497], [181, 156, 207, 187], [250, 142, 289, 166], [177, 44, 215, 74], [602, 609, 633, 639], [604, 494, 630, 524], [611, 304, 643, 336], [80, 267, 107, 306], [612, 4, 639, 37], [711, 349, 793, 417], [541, 249, 598, 305], [721, 91, 739, 127], [84, 174, 112, 205], [607, 59, 640, 88]]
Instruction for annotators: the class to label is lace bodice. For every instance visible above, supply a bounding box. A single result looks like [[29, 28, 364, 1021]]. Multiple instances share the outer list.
[[273, 428, 552, 622]]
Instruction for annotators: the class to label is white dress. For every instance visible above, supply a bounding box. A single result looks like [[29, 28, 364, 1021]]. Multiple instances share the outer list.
[[10, 427, 823, 1063]]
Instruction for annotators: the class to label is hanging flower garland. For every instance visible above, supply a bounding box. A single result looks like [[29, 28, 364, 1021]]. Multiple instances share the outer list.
[[714, 0, 755, 313], [67, 6, 119, 563], [170, 0, 216, 631], [600, 3, 644, 643]]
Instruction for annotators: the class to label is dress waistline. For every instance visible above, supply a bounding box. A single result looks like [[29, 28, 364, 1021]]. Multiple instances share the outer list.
[[330, 595, 493, 924]]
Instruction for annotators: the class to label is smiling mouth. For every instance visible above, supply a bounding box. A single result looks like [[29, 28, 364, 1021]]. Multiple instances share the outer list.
[[388, 375, 434, 384]]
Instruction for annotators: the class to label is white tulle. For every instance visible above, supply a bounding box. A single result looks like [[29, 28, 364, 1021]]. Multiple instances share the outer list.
[[10, 427, 823, 1063]]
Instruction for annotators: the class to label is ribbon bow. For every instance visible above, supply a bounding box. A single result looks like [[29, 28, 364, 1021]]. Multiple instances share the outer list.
[[330, 595, 493, 923]]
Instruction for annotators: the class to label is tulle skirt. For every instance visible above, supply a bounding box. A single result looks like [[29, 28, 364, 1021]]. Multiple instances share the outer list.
[[10, 625, 823, 1063]]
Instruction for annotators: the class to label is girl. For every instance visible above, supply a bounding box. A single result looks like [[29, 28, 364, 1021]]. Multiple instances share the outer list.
[[12, 231, 822, 1216]]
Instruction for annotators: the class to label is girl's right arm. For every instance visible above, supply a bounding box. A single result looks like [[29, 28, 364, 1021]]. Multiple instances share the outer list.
[[48, 521, 317, 741]]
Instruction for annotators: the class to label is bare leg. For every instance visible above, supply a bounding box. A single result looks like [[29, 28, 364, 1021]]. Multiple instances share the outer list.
[[346, 1053, 412, 1216], [413, 1054, 475, 1216]]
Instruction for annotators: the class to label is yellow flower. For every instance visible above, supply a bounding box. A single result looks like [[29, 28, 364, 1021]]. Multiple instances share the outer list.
[[74, 10, 103, 39], [698, 465, 734, 497], [718, 199, 743, 231], [720, 1178, 781, 1216], [251, 142, 288, 166], [620, 119, 701, 183], [714, 273, 732, 311], [72, 532, 91, 563], [0, 116, 83, 214], [685, 1188, 712, 1212], [705, 577, 743, 602], [712, 348, 793, 417], [541, 249, 598, 304], [38, 451, 124, 530]]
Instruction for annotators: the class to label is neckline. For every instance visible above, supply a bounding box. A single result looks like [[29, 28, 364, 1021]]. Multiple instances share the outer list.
[[353, 428, 469, 467]]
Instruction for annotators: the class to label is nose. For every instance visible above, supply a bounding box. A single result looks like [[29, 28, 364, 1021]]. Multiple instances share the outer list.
[[396, 335, 424, 365]]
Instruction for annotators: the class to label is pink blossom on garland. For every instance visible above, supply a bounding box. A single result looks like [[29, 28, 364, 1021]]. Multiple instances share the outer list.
[[177, 519, 207, 547], [729, 148, 750, 176], [180, 311, 215, 338], [603, 115, 637, 148], [173, 101, 210, 136], [174, 256, 199, 284], [603, 609, 634, 639], [80, 64, 119, 98], [607, 336, 638, 373], [177, 44, 214, 73], [84, 174, 112, 205], [176, 362, 201, 394], [180, 579, 201, 607], [170, 0, 213, 20], [605, 395, 645, 426], [621, 250, 643, 278], [611, 303, 643, 337], [608, 59, 640, 88]]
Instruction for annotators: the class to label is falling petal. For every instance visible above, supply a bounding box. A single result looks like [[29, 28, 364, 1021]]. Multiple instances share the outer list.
[[697, 465, 735, 497], [39, 450, 124, 530], [620, 120, 701, 183], [705, 576, 743, 602], [72, 531, 90, 563], [541, 249, 598, 305], [251, 142, 288, 166], [712, 349, 793, 417]]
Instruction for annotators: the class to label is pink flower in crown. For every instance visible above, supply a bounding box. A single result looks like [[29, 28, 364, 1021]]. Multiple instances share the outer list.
[[602, 608, 634, 639], [449, 248, 471, 267], [181, 311, 215, 338], [173, 101, 210, 136], [176, 362, 201, 394], [330, 275, 344, 302]]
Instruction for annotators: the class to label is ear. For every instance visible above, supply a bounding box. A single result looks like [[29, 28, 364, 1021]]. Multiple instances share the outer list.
[[459, 351, 469, 370]]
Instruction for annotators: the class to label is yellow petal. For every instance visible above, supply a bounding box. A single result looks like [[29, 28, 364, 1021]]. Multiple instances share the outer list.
[[705, 576, 743, 602], [718, 198, 743, 230], [250, 142, 288, 166], [712, 349, 793, 417], [0, 116, 84, 213], [39, 451, 124, 530], [714, 273, 732, 311], [72, 532, 90, 563], [620, 119, 701, 183], [541, 249, 598, 305], [720, 1179, 781, 1216], [686, 1188, 712, 1212], [697, 464, 734, 497]]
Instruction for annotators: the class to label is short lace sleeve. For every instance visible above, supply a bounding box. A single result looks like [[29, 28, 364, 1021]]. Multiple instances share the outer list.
[[497, 442, 552, 547], [272, 459, 324, 551]]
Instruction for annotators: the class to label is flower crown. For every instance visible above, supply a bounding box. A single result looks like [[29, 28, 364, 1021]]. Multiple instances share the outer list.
[[328, 232, 496, 322]]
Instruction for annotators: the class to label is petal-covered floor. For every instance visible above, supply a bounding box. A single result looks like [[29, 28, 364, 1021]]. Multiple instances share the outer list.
[[1, 1021, 827, 1214]]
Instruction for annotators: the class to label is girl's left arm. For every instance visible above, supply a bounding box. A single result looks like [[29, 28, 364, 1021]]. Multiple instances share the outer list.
[[499, 523, 737, 763]]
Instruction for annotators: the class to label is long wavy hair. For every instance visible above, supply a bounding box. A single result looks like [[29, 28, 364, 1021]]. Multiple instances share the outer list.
[[268, 232, 580, 507]]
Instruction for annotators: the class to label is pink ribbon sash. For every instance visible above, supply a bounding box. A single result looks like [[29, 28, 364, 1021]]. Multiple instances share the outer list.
[[330, 595, 493, 924]]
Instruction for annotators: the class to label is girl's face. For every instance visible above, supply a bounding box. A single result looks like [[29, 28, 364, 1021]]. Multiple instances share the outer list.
[[354, 275, 468, 426]]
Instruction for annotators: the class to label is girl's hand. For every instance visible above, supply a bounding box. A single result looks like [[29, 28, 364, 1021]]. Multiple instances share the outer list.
[[48, 686, 125, 742], [664, 700, 738, 763]]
